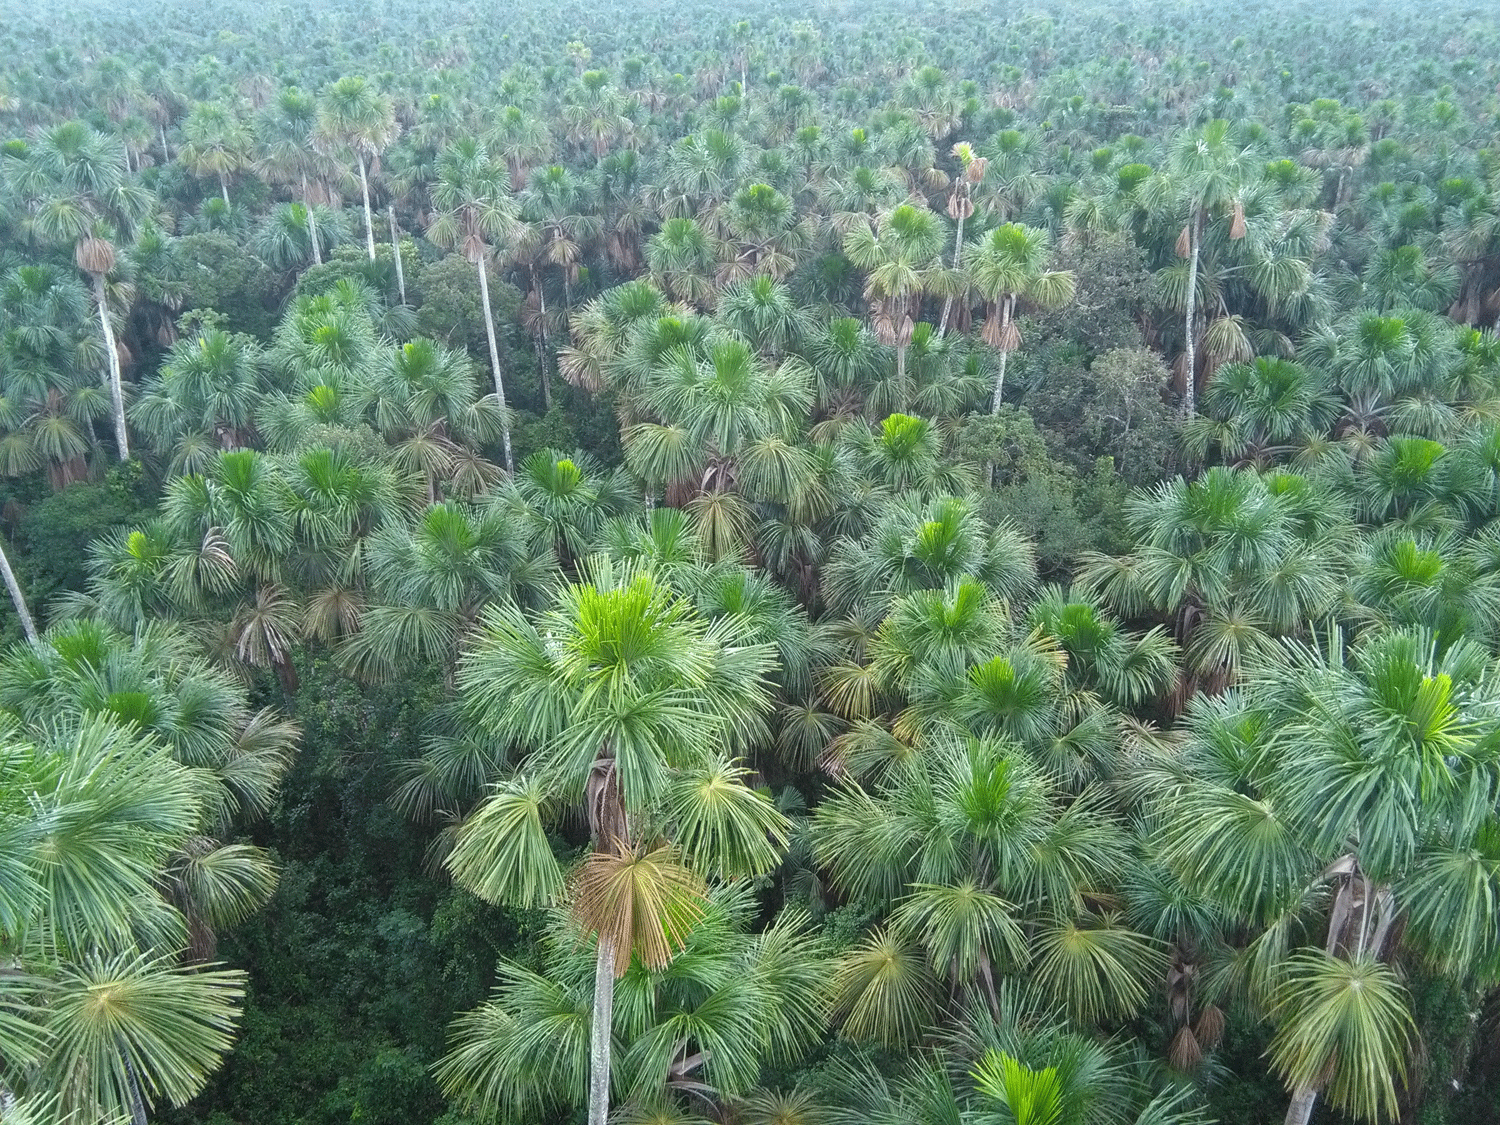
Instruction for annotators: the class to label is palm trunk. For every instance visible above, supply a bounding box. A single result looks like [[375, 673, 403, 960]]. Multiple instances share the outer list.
[[895, 343, 909, 412], [159, 124, 169, 162], [991, 347, 1010, 413], [389, 205, 406, 304], [302, 175, 322, 265], [92, 273, 129, 460], [537, 280, 553, 411], [1184, 210, 1202, 417], [123, 1046, 150, 1125], [0, 537, 38, 643], [937, 210, 966, 338], [588, 934, 616, 1125], [475, 254, 515, 473], [357, 153, 376, 261], [1284, 1086, 1317, 1125], [219, 172, 229, 207], [990, 295, 1014, 414]]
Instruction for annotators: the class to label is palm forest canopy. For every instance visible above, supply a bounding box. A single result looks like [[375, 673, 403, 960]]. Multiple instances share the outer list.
[[8, 0, 1500, 1124]]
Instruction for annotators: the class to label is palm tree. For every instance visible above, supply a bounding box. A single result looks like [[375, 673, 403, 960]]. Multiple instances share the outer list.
[[446, 558, 786, 1125], [487, 105, 553, 192], [0, 263, 104, 487], [436, 887, 829, 1122], [0, 715, 250, 1125], [1147, 628, 1500, 1125], [937, 141, 987, 337], [622, 336, 815, 557], [843, 203, 946, 405], [179, 101, 253, 206], [337, 500, 551, 682], [256, 87, 335, 266], [131, 328, 264, 472], [314, 76, 397, 262], [815, 730, 1158, 1037], [496, 448, 637, 567], [0, 618, 297, 1122], [427, 137, 519, 472], [1150, 119, 1257, 415], [18, 121, 153, 460], [1077, 466, 1349, 699], [646, 216, 721, 309], [969, 222, 1076, 412]]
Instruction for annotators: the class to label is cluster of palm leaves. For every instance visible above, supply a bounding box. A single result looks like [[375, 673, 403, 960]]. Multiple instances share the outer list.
[[0, 621, 295, 1125]]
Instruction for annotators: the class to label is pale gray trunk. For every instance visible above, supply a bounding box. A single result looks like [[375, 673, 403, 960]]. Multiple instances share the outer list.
[[1184, 210, 1202, 417], [1284, 1085, 1317, 1125], [159, 124, 169, 162], [219, 172, 229, 207], [588, 935, 616, 1125], [357, 153, 376, 261], [389, 205, 406, 304], [475, 255, 515, 473], [537, 280, 553, 411], [895, 343, 908, 412], [990, 347, 1010, 414], [93, 273, 129, 460], [302, 174, 322, 265], [123, 1048, 149, 1125], [990, 295, 1014, 414], [937, 209, 966, 338], [0, 537, 38, 643]]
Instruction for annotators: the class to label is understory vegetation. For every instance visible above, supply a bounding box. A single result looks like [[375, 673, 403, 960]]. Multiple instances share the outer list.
[[5, 2, 1500, 1124]]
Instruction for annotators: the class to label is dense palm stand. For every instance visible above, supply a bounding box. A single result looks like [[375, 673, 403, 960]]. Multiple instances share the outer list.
[[5, 1, 1500, 1124]]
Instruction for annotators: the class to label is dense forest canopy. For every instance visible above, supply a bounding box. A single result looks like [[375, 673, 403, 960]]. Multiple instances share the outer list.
[[4, 2, 1500, 1125]]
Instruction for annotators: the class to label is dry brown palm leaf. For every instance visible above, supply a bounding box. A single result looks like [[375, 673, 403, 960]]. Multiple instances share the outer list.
[[569, 843, 705, 976], [1195, 1003, 1226, 1048], [1169, 1024, 1204, 1071], [75, 236, 116, 276]]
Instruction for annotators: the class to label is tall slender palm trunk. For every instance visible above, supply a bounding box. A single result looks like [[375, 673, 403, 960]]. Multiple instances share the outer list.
[[219, 173, 230, 207], [0, 536, 38, 643], [475, 255, 515, 473], [123, 1046, 149, 1125], [92, 273, 130, 460], [937, 210, 967, 338], [588, 935, 616, 1125], [1183, 210, 1202, 417], [302, 175, 322, 265], [536, 279, 553, 411], [357, 153, 376, 261], [990, 294, 1015, 414], [389, 205, 406, 303]]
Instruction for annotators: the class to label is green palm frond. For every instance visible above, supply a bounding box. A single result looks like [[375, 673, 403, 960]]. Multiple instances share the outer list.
[[1267, 951, 1414, 1123], [974, 1051, 1065, 1125], [1030, 913, 1165, 1024], [447, 775, 564, 909], [661, 756, 790, 880], [46, 950, 245, 1121], [831, 926, 937, 1046]]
